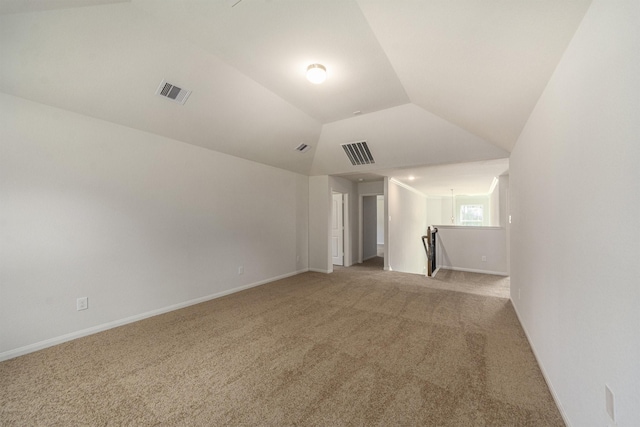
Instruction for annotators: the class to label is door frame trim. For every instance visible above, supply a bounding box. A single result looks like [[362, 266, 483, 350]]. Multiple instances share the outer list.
[[329, 190, 350, 271], [358, 192, 384, 264]]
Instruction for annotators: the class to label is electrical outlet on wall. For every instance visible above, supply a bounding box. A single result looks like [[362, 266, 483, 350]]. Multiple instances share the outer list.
[[77, 297, 88, 311], [238, 265, 244, 275], [481, 256, 487, 262]]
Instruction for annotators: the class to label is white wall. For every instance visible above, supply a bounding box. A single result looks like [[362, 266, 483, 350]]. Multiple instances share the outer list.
[[440, 196, 454, 225], [362, 196, 377, 260], [499, 175, 510, 274], [0, 93, 309, 359], [510, 0, 640, 425], [357, 180, 383, 195], [308, 175, 330, 273], [436, 226, 507, 275], [387, 180, 427, 275], [426, 196, 443, 226], [489, 181, 500, 226]]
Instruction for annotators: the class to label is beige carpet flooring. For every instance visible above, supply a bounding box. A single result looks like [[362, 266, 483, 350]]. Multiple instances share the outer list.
[[1, 258, 563, 426]]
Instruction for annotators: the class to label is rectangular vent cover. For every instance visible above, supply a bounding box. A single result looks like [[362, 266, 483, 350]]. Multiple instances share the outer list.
[[341, 141, 375, 165], [295, 143, 310, 153], [156, 79, 191, 105]]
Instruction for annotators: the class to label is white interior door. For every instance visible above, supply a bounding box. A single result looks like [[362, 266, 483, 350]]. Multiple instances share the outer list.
[[332, 193, 344, 265]]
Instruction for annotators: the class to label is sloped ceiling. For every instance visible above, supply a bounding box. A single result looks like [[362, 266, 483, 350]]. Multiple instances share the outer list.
[[0, 0, 128, 15], [0, 0, 592, 176], [356, 0, 592, 152], [310, 103, 507, 175]]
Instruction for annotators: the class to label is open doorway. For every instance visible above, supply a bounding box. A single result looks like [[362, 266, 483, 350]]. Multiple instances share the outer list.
[[376, 195, 384, 257], [361, 194, 384, 269], [331, 192, 344, 266]]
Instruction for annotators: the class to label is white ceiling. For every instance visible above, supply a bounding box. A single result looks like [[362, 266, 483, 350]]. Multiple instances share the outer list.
[[386, 158, 509, 196], [336, 158, 509, 197], [0, 0, 592, 176], [0, 0, 127, 15], [357, 0, 592, 152], [133, 0, 410, 124], [310, 103, 508, 176]]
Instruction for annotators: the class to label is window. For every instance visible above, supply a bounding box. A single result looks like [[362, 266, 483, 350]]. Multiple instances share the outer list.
[[460, 204, 483, 226]]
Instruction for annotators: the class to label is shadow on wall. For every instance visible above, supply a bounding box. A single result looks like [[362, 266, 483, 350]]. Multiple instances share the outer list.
[[438, 241, 451, 271]]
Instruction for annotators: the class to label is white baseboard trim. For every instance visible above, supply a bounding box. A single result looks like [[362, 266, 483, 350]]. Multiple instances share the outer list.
[[0, 269, 309, 362], [511, 300, 571, 427], [438, 265, 509, 276], [308, 268, 331, 273]]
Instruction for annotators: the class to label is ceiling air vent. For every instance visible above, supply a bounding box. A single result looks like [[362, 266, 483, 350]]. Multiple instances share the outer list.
[[341, 141, 375, 166], [155, 79, 191, 105], [295, 143, 310, 153]]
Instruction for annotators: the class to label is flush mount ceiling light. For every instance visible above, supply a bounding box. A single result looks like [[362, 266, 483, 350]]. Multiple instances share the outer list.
[[306, 64, 327, 84]]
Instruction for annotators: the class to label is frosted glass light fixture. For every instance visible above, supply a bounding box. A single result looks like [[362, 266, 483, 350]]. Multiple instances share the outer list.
[[306, 64, 327, 84]]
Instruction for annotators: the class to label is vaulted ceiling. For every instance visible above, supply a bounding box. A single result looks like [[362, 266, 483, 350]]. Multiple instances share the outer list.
[[0, 0, 592, 176]]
